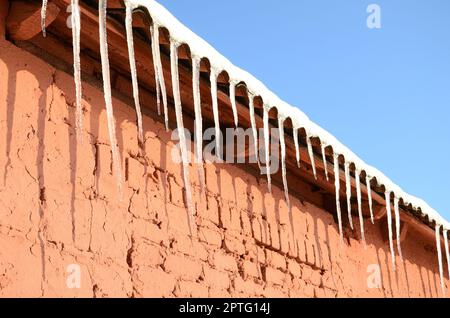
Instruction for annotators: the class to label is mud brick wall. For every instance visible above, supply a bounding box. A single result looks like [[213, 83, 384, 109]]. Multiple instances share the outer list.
[[0, 34, 448, 298]]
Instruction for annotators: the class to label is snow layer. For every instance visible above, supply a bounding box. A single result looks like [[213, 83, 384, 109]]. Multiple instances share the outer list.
[[126, 0, 449, 231]]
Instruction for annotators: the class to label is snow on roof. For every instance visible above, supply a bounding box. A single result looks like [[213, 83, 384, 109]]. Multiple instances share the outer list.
[[128, 0, 450, 231]]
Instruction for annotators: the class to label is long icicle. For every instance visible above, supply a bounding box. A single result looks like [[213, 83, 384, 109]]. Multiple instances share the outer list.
[[99, 0, 123, 199], [170, 40, 195, 235], [125, 3, 144, 149], [385, 191, 396, 269], [366, 176, 375, 224], [344, 161, 354, 230], [393, 197, 403, 261], [248, 94, 260, 167], [436, 224, 446, 297], [263, 108, 271, 193], [192, 56, 205, 192], [333, 154, 344, 244], [155, 72, 161, 115], [278, 117, 290, 208], [71, 0, 83, 143], [306, 136, 317, 179], [355, 169, 365, 246], [444, 229, 450, 279], [321, 142, 329, 181], [293, 129, 300, 168], [41, 0, 48, 37], [150, 25, 161, 116], [210, 69, 222, 160], [151, 24, 169, 130], [229, 81, 239, 128]]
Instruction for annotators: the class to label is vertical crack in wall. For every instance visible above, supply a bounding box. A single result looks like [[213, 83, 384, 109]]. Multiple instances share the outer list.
[[126, 189, 140, 298], [35, 71, 56, 297]]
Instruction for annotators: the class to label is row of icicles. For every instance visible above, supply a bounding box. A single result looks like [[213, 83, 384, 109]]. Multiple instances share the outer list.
[[41, 0, 449, 296]]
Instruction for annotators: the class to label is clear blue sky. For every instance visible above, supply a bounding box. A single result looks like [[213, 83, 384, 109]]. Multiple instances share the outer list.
[[158, 0, 450, 220]]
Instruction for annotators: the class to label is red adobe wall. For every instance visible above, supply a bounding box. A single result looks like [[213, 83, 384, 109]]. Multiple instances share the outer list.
[[0, 33, 448, 298]]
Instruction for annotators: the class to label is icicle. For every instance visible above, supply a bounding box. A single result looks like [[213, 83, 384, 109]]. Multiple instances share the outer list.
[[344, 161, 354, 230], [321, 142, 329, 181], [248, 95, 260, 166], [125, 3, 144, 149], [333, 154, 344, 244], [263, 108, 271, 192], [150, 24, 169, 130], [210, 69, 222, 160], [436, 224, 446, 297], [306, 136, 317, 179], [293, 129, 300, 168], [278, 117, 290, 207], [41, 0, 48, 37], [229, 81, 239, 128], [71, 0, 83, 143], [170, 40, 195, 235], [444, 230, 450, 279], [355, 170, 365, 245], [192, 56, 205, 191], [385, 191, 396, 269], [366, 176, 374, 224], [99, 0, 123, 199], [155, 77, 161, 116], [150, 25, 161, 116], [393, 197, 403, 261]]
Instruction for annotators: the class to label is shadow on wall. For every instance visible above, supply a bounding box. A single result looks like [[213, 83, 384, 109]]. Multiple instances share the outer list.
[[2, 53, 50, 296]]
